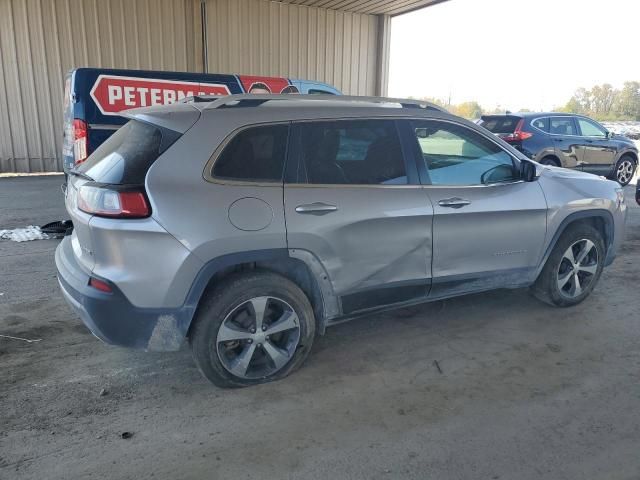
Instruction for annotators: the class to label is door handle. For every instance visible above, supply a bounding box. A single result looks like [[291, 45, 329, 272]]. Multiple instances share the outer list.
[[295, 202, 338, 215], [438, 197, 471, 209], [553, 138, 562, 142]]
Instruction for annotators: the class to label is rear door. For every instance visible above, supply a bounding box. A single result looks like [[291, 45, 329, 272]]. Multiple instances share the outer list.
[[283, 119, 433, 315], [575, 116, 617, 173], [404, 119, 547, 298], [549, 116, 584, 169]]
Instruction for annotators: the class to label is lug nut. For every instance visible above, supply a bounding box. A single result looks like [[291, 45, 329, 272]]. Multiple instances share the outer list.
[[257, 343, 262, 348], [247, 339, 253, 344], [250, 328, 256, 334], [262, 325, 267, 331]]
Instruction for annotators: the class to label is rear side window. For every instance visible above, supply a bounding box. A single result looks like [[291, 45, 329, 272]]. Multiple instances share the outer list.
[[213, 124, 288, 182], [480, 116, 521, 134], [550, 117, 577, 136], [77, 120, 180, 184], [296, 120, 406, 185], [531, 117, 549, 132]]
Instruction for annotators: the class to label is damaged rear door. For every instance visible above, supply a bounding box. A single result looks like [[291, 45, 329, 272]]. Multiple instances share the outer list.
[[284, 119, 434, 316]]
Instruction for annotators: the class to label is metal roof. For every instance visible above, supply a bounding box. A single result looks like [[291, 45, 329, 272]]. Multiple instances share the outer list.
[[276, 0, 449, 16]]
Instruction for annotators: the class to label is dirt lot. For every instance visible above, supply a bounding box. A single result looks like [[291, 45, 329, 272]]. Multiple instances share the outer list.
[[1, 175, 639, 480]]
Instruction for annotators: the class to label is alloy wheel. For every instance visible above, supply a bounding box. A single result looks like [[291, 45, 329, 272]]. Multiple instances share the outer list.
[[556, 239, 599, 299], [216, 296, 301, 379], [616, 159, 634, 184]]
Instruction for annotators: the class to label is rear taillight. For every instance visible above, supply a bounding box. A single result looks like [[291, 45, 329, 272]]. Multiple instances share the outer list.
[[73, 119, 88, 165], [501, 119, 533, 143], [77, 185, 150, 218]]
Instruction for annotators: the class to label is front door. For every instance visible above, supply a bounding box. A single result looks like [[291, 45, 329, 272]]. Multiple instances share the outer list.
[[575, 117, 617, 174], [284, 119, 433, 315], [549, 116, 584, 169], [403, 119, 548, 298]]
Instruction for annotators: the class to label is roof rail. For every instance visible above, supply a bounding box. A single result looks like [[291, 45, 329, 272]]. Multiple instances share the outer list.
[[180, 94, 446, 112]]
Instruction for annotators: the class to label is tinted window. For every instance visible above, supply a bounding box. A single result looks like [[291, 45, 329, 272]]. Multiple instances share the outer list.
[[412, 120, 517, 186], [531, 117, 549, 132], [577, 118, 607, 137], [308, 89, 336, 95], [480, 116, 521, 134], [213, 124, 288, 182], [550, 117, 577, 135], [297, 120, 406, 185], [78, 120, 179, 184]]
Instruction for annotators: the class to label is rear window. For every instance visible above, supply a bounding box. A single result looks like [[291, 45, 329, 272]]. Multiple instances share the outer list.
[[77, 120, 180, 184], [480, 116, 521, 134]]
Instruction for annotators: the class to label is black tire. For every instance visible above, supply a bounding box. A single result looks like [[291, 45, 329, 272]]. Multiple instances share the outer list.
[[540, 156, 560, 167], [612, 155, 636, 186], [189, 271, 316, 388], [531, 224, 605, 307]]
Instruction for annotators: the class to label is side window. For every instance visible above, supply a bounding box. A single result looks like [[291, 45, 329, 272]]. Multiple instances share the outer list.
[[411, 120, 517, 186], [297, 120, 406, 185], [213, 124, 288, 182], [550, 117, 577, 136], [307, 89, 336, 95], [531, 117, 549, 132], [577, 118, 607, 137]]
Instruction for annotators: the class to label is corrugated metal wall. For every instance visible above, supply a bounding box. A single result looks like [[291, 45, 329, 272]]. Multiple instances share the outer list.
[[0, 0, 386, 173], [205, 0, 379, 96], [0, 0, 201, 173]]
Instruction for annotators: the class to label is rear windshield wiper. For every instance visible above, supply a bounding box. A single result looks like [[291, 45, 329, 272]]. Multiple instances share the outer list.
[[68, 169, 94, 182]]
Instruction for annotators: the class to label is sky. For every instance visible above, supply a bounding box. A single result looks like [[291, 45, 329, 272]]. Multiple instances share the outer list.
[[388, 0, 640, 111]]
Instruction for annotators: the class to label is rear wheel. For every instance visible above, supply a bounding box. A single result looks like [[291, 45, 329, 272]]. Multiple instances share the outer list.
[[532, 224, 605, 307], [189, 271, 316, 388], [540, 156, 560, 167], [613, 155, 636, 186]]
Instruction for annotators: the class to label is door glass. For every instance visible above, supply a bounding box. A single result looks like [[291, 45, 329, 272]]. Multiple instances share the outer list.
[[577, 118, 607, 137], [297, 120, 406, 185], [411, 120, 517, 185], [550, 117, 577, 135]]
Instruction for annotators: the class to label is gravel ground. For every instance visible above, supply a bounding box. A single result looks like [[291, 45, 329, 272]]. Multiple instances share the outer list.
[[1, 175, 639, 480]]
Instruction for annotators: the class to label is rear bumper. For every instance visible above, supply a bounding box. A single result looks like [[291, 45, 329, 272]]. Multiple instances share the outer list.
[[55, 236, 191, 351]]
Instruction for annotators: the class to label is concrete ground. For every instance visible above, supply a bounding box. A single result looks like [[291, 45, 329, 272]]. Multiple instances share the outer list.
[[1, 175, 639, 480]]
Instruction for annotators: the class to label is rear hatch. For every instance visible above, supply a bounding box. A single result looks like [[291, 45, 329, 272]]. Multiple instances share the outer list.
[[64, 112, 194, 273], [479, 115, 532, 149], [479, 115, 522, 138]]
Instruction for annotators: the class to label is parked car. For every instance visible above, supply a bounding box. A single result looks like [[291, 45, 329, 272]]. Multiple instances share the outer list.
[[56, 95, 627, 387], [479, 113, 638, 186], [62, 67, 340, 173]]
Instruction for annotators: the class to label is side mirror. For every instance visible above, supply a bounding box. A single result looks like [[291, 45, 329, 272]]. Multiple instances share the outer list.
[[606, 131, 614, 139], [521, 160, 537, 182]]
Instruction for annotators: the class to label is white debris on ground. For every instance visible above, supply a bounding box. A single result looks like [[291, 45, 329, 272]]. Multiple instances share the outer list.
[[0, 226, 49, 242]]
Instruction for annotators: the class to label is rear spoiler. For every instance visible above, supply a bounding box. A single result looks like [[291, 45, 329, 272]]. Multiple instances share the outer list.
[[121, 103, 201, 133]]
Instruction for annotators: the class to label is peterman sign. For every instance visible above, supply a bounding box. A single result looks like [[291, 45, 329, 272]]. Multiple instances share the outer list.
[[89, 75, 231, 115]]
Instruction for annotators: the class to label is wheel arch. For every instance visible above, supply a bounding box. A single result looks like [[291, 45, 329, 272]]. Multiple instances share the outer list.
[[536, 209, 615, 278], [539, 153, 561, 166], [183, 249, 338, 339]]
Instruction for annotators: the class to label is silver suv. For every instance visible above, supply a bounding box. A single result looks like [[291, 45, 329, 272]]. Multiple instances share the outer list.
[[56, 95, 627, 387]]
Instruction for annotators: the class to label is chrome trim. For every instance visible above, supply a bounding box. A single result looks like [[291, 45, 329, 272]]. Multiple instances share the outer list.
[[88, 123, 120, 131], [203, 115, 525, 189]]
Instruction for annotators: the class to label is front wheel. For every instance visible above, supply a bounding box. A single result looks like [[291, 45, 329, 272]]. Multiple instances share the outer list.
[[613, 155, 636, 186], [532, 224, 605, 307], [189, 271, 316, 388]]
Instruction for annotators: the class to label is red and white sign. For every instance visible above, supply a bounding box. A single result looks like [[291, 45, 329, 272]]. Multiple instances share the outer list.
[[90, 75, 231, 115]]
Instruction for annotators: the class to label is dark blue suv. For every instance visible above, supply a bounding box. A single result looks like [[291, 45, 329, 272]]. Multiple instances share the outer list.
[[479, 113, 638, 185]]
